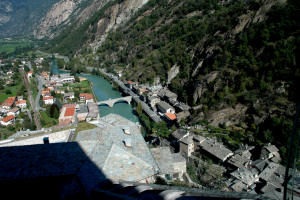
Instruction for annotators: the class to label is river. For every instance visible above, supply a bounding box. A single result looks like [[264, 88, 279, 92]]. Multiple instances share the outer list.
[[51, 60, 139, 123]]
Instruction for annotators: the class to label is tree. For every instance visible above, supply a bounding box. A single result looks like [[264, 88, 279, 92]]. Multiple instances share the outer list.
[[50, 104, 60, 119], [152, 121, 170, 138], [136, 102, 143, 116]]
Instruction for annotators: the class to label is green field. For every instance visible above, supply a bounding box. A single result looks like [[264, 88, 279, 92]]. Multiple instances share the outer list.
[[0, 83, 23, 102], [40, 111, 58, 128], [0, 39, 33, 54]]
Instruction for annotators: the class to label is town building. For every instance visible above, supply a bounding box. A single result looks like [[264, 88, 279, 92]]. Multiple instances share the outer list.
[[42, 88, 51, 97], [27, 71, 33, 79], [157, 101, 175, 114], [1, 96, 16, 110], [76, 114, 159, 184], [147, 95, 160, 108], [151, 147, 186, 181], [164, 113, 177, 122], [79, 93, 94, 104], [260, 144, 281, 163], [77, 104, 88, 121], [198, 138, 233, 162], [86, 102, 99, 121], [50, 73, 75, 84], [7, 107, 20, 116], [0, 115, 15, 126], [43, 96, 55, 105], [64, 92, 75, 101], [59, 104, 76, 127]]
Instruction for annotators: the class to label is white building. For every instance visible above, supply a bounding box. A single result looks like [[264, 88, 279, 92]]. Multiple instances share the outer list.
[[0, 115, 15, 126], [43, 96, 55, 105]]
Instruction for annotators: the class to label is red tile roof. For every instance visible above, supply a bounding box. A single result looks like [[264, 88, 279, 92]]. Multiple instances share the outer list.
[[43, 96, 54, 100], [9, 107, 20, 113], [2, 115, 15, 122], [80, 93, 93, 100], [28, 71, 33, 74], [64, 107, 75, 117], [165, 113, 177, 120], [127, 81, 133, 84], [16, 100, 26, 105], [1, 97, 16, 107]]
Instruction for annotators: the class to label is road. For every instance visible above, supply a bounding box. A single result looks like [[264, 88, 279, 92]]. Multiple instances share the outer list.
[[20, 68, 42, 130], [35, 75, 45, 111]]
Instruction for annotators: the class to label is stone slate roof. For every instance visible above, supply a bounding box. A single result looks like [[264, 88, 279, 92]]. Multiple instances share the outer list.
[[76, 114, 159, 183], [199, 138, 233, 161], [150, 147, 185, 174]]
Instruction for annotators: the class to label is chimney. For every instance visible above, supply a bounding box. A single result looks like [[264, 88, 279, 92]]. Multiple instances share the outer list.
[[123, 138, 132, 148]]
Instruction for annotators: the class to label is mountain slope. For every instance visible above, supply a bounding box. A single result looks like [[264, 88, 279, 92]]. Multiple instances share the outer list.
[[49, 0, 299, 159], [0, 0, 60, 38]]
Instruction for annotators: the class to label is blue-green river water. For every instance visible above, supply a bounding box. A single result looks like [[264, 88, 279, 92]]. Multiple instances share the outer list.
[[51, 60, 139, 122]]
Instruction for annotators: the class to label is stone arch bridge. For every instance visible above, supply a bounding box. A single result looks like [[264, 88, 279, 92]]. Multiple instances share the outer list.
[[97, 96, 132, 108]]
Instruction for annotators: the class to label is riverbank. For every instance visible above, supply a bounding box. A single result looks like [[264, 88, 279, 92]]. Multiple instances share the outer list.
[[51, 61, 139, 123]]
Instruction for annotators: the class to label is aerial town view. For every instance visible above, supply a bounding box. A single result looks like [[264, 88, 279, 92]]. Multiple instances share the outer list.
[[0, 0, 299, 199]]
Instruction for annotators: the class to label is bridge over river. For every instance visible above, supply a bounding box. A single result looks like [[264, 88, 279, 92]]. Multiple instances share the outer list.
[[97, 96, 132, 108]]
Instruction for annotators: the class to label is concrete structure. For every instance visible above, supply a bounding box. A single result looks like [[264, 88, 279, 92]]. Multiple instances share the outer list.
[[97, 96, 132, 108], [151, 147, 186, 180], [59, 105, 76, 126], [0, 130, 71, 147], [0, 115, 15, 126]]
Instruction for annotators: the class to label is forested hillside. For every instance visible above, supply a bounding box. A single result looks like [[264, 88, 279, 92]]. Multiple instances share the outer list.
[[0, 0, 60, 37], [48, 0, 299, 163]]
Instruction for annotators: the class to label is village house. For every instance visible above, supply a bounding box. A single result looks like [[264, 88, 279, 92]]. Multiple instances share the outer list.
[[27, 71, 33, 79], [0, 115, 15, 126], [79, 93, 94, 104], [198, 138, 234, 162], [157, 101, 175, 114], [42, 88, 51, 97], [164, 113, 177, 122], [77, 104, 88, 121], [260, 144, 281, 163], [41, 71, 49, 80], [43, 96, 55, 105], [7, 107, 20, 117], [59, 104, 76, 127], [15, 99, 27, 109], [1, 97, 16, 110], [151, 147, 186, 181], [147, 95, 160, 108]]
